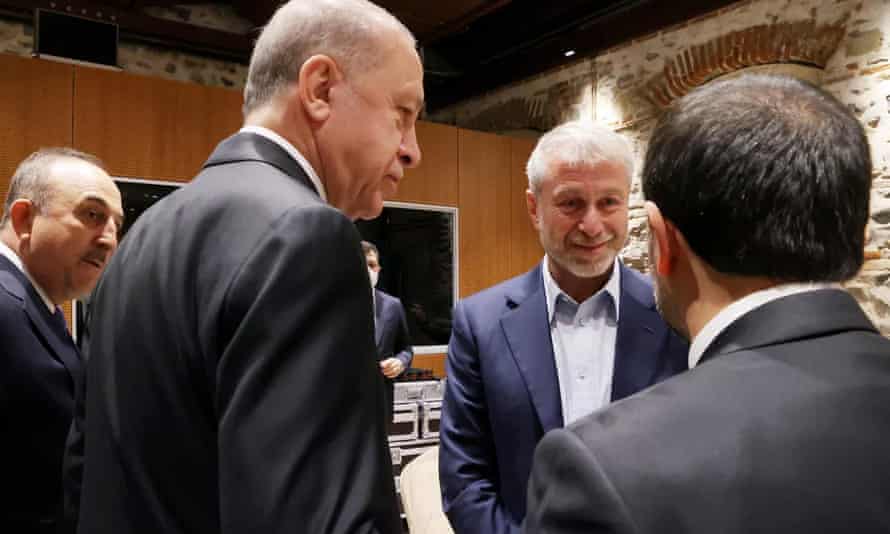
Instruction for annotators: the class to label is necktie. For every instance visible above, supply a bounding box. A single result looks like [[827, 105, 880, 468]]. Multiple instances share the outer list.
[[52, 307, 70, 337]]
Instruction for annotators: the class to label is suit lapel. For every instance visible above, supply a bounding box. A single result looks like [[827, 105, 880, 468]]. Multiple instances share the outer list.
[[500, 266, 564, 432], [374, 290, 385, 348], [612, 263, 664, 400], [203, 132, 320, 198], [0, 256, 82, 389], [700, 288, 877, 364]]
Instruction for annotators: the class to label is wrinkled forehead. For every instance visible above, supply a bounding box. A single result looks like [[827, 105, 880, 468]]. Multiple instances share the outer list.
[[46, 159, 121, 206], [545, 158, 632, 188]]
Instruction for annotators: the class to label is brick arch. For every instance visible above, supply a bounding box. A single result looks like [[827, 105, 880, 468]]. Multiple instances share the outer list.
[[641, 19, 847, 109]]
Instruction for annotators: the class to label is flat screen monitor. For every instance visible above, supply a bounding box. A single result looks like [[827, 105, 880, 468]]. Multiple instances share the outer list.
[[34, 9, 119, 68], [355, 201, 457, 354], [74, 182, 458, 357]]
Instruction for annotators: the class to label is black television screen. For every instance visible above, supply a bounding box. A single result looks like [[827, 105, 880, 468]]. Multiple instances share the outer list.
[[355, 202, 457, 351], [35, 9, 119, 68]]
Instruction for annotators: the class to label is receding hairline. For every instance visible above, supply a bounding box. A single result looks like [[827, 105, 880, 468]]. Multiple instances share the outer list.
[[242, 0, 418, 116]]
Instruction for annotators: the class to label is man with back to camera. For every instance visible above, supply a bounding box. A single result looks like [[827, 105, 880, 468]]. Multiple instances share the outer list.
[[73, 0, 424, 533], [0, 148, 122, 533], [524, 75, 890, 534], [439, 120, 689, 534], [363, 240, 413, 421]]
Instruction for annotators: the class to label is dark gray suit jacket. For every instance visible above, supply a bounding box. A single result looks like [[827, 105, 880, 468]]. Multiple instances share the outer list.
[[0, 255, 81, 534], [76, 133, 399, 534], [525, 289, 890, 534]]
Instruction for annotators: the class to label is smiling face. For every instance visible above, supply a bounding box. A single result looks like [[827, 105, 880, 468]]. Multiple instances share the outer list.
[[23, 158, 123, 304], [315, 31, 424, 220], [528, 159, 630, 292]]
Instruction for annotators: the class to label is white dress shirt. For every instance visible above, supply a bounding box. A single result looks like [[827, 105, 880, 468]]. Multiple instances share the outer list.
[[688, 282, 835, 368], [239, 125, 327, 202], [543, 257, 621, 425], [0, 240, 56, 312]]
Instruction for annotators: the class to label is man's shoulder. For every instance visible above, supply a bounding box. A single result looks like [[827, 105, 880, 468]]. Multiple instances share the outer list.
[[376, 289, 402, 307], [0, 263, 26, 307], [458, 265, 542, 312]]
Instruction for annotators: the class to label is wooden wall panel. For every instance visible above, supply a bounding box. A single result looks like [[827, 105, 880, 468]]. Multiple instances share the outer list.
[[508, 137, 543, 277], [73, 66, 242, 182], [0, 55, 75, 324], [0, 55, 74, 214], [413, 353, 446, 378], [458, 128, 512, 297], [393, 120, 458, 206]]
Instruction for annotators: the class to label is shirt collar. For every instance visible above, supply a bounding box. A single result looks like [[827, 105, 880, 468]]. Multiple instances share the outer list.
[[688, 282, 835, 368], [542, 256, 621, 323], [239, 125, 327, 202], [0, 240, 57, 313]]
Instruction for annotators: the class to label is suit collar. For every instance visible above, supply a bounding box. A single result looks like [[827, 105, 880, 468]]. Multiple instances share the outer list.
[[204, 132, 321, 198], [499, 262, 669, 429], [0, 256, 82, 389], [501, 265, 564, 431], [690, 283, 834, 367], [0, 241, 55, 312], [700, 288, 877, 364], [238, 126, 327, 201], [541, 257, 622, 322], [374, 289, 384, 346]]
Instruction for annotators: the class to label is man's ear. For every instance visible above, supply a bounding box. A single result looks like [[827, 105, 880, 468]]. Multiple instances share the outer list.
[[644, 201, 678, 276], [297, 54, 341, 123], [526, 189, 541, 231], [9, 199, 35, 241]]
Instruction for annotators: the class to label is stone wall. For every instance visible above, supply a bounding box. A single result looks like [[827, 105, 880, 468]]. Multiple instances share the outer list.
[[431, 0, 890, 335]]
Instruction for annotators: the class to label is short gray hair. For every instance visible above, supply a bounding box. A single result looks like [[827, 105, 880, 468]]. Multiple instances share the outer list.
[[526, 120, 634, 193], [1, 147, 105, 227], [243, 0, 416, 117]]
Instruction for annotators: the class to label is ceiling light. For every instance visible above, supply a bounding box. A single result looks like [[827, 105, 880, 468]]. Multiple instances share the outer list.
[[564, 49, 576, 57]]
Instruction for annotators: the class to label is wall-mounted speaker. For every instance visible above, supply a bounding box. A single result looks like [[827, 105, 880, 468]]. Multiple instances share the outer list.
[[34, 9, 119, 69]]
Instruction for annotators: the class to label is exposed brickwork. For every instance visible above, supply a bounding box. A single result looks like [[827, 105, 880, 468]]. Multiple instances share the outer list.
[[434, 0, 890, 335], [642, 19, 846, 108]]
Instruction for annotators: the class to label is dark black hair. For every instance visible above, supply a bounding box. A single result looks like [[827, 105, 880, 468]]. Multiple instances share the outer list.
[[642, 74, 871, 282]]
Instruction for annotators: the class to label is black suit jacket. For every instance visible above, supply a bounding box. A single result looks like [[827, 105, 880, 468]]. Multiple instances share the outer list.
[[525, 289, 890, 534], [76, 133, 400, 534], [0, 255, 81, 533]]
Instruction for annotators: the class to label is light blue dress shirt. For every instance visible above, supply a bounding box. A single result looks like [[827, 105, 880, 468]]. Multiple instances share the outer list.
[[543, 256, 621, 425]]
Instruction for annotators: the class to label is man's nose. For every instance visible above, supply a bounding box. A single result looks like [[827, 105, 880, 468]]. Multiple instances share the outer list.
[[398, 125, 422, 168], [578, 207, 604, 236]]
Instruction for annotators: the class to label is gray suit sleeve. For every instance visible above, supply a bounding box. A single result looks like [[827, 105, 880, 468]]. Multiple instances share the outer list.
[[215, 205, 399, 534], [524, 429, 637, 534]]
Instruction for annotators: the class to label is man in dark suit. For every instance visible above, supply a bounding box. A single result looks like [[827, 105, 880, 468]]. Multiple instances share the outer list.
[[524, 75, 890, 534], [0, 148, 121, 533], [74, 1, 423, 533], [363, 240, 413, 419], [439, 120, 688, 534]]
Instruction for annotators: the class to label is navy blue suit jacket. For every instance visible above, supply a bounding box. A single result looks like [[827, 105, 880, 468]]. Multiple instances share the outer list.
[[0, 254, 81, 533], [374, 289, 413, 370], [439, 262, 688, 534]]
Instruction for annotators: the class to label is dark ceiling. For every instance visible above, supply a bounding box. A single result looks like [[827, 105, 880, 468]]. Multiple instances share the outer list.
[[0, 0, 739, 110]]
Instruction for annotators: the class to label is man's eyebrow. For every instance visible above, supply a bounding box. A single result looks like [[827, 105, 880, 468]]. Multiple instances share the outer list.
[[81, 195, 125, 225]]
